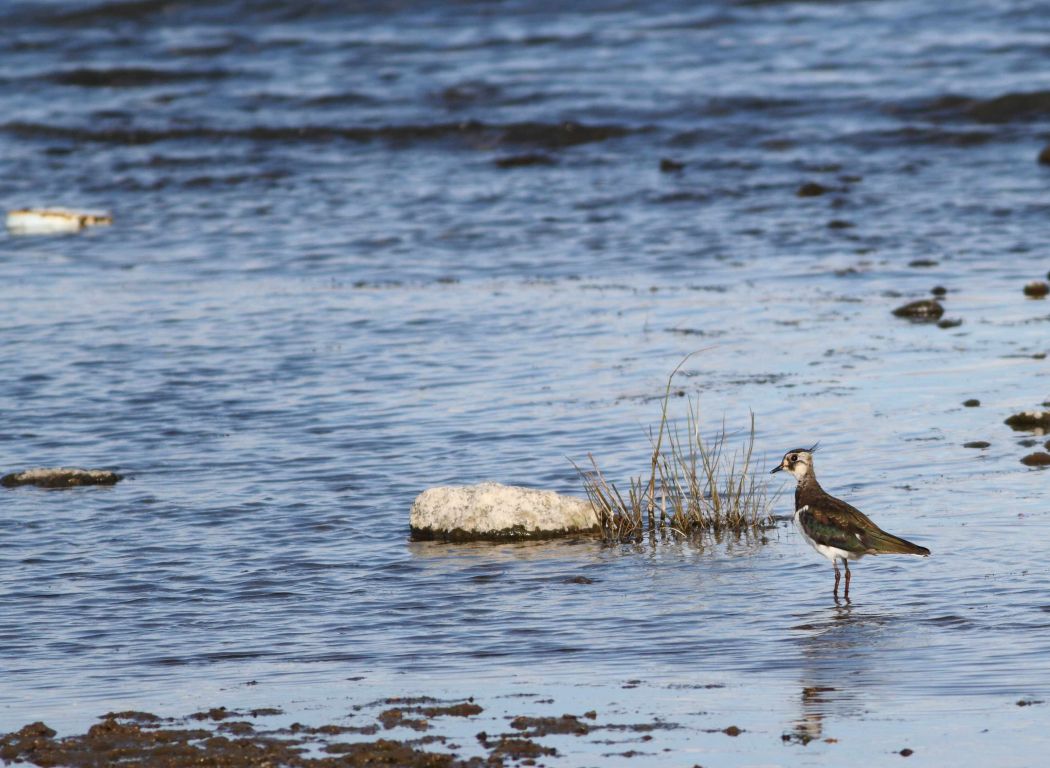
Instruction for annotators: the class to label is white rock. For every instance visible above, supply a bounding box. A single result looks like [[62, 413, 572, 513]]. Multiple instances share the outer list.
[[2, 467, 122, 488], [410, 482, 597, 541], [6, 208, 112, 235]]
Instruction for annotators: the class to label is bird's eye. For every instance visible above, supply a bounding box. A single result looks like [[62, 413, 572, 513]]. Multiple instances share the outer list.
[[789, 454, 798, 462]]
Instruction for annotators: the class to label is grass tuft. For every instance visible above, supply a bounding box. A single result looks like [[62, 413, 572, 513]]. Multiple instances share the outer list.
[[575, 355, 777, 543]]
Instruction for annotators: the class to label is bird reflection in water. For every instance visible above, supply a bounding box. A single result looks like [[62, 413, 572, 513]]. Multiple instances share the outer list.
[[786, 599, 885, 746]]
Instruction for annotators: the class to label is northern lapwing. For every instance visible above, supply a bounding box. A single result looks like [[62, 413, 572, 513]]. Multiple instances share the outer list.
[[771, 448, 930, 598]]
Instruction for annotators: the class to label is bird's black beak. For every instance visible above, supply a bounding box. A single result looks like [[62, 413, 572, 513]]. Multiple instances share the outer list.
[[770, 465, 782, 474]]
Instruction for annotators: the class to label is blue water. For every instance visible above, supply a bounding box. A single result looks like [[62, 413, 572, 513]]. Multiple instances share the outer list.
[[2, 0, 1050, 764]]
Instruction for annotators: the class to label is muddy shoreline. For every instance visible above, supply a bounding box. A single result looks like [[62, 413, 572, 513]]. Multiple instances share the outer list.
[[0, 698, 685, 767]]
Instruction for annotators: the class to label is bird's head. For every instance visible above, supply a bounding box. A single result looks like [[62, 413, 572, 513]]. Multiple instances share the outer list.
[[770, 446, 817, 481]]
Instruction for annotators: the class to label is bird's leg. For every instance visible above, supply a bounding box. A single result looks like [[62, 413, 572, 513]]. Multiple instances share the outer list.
[[833, 560, 841, 595], [843, 560, 851, 598]]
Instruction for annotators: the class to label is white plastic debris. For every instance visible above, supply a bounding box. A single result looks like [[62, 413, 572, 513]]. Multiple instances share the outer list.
[[6, 208, 113, 235]]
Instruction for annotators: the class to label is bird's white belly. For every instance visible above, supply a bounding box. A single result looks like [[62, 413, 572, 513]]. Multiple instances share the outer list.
[[794, 505, 861, 563]]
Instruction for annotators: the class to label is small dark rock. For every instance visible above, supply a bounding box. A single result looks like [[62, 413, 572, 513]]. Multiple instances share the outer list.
[[1039, 145, 1050, 166], [963, 399, 980, 407], [723, 726, 742, 737], [494, 153, 556, 169], [1023, 281, 1049, 298], [963, 441, 990, 449], [1005, 411, 1050, 431], [937, 318, 962, 329], [1021, 452, 1050, 467], [1019, 438, 1038, 447], [565, 575, 595, 584], [931, 285, 948, 296], [659, 158, 685, 173], [796, 182, 828, 197], [900, 748, 914, 757], [908, 259, 939, 268], [827, 219, 853, 229], [892, 299, 944, 321], [1017, 698, 1045, 706]]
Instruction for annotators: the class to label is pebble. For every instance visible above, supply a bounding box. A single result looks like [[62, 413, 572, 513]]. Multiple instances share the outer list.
[[892, 299, 944, 320], [1020, 452, 1050, 467], [796, 182, 828, 197]]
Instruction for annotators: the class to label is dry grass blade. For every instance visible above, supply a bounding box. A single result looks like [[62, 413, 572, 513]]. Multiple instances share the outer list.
[[576, 357, 776, 543]]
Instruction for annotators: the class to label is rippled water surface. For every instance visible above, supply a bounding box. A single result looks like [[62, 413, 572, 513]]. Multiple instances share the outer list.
[[2, 0, 1050, 763]]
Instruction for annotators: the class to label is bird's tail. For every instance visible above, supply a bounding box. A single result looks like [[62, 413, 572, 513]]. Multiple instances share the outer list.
[[869, 529, 930, 556]]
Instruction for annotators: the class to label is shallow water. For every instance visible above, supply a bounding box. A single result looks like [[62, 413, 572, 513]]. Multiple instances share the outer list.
[[2, 0, 1050, 763]]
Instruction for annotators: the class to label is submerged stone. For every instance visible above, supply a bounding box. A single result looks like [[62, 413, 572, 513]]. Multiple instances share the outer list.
[[963, 441, 990, 449], [892, 299, 944, 321], [1, 467, 122, 488], [494, 153, 555, 168], [1004, 411, 1050, 432], [796, 181, 827, 197], [1023, 281, 1049, 298], [410, 482, 597, 541], [1020, 452, 1050, 467]]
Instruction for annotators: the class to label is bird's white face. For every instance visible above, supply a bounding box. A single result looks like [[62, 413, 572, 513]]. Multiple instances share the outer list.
[[771, 449, 814, 480]]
